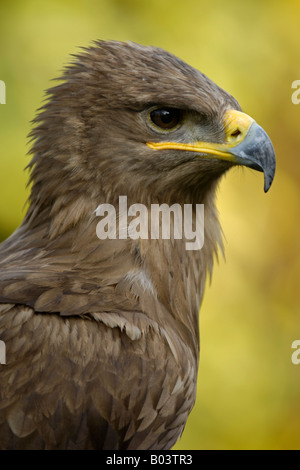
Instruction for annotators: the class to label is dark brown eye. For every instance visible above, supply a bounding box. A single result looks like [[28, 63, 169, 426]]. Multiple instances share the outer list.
[[149, 108, 183, 130]]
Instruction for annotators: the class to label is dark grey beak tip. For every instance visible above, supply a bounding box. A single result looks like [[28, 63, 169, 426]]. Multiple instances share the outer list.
[[264, 170, 275, 193]]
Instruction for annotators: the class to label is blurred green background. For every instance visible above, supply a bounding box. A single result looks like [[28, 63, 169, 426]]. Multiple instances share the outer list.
[[0, 0, 300, 450]]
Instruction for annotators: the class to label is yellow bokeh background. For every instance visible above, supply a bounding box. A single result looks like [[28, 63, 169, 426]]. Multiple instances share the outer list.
[[0, 0, 299, 450]]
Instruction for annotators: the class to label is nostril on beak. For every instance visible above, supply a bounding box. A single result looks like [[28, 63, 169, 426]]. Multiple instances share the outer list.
[[230, 128, 242, 139], [223, 109, 255, 145]]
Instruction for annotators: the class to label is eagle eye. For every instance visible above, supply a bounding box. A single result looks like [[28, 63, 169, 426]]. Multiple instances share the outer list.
[[149, 107, 183, 131]]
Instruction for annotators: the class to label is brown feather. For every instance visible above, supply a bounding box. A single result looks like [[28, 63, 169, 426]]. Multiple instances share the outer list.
[[0, 40, 242, 449]]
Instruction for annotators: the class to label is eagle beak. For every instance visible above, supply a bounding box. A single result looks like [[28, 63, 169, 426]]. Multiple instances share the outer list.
[[147, 109, 276, 192], [220, 109, 276, 192]]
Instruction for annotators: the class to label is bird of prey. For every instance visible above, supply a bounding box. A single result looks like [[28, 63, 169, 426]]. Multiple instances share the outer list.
[[0, 41, 275, 450]]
